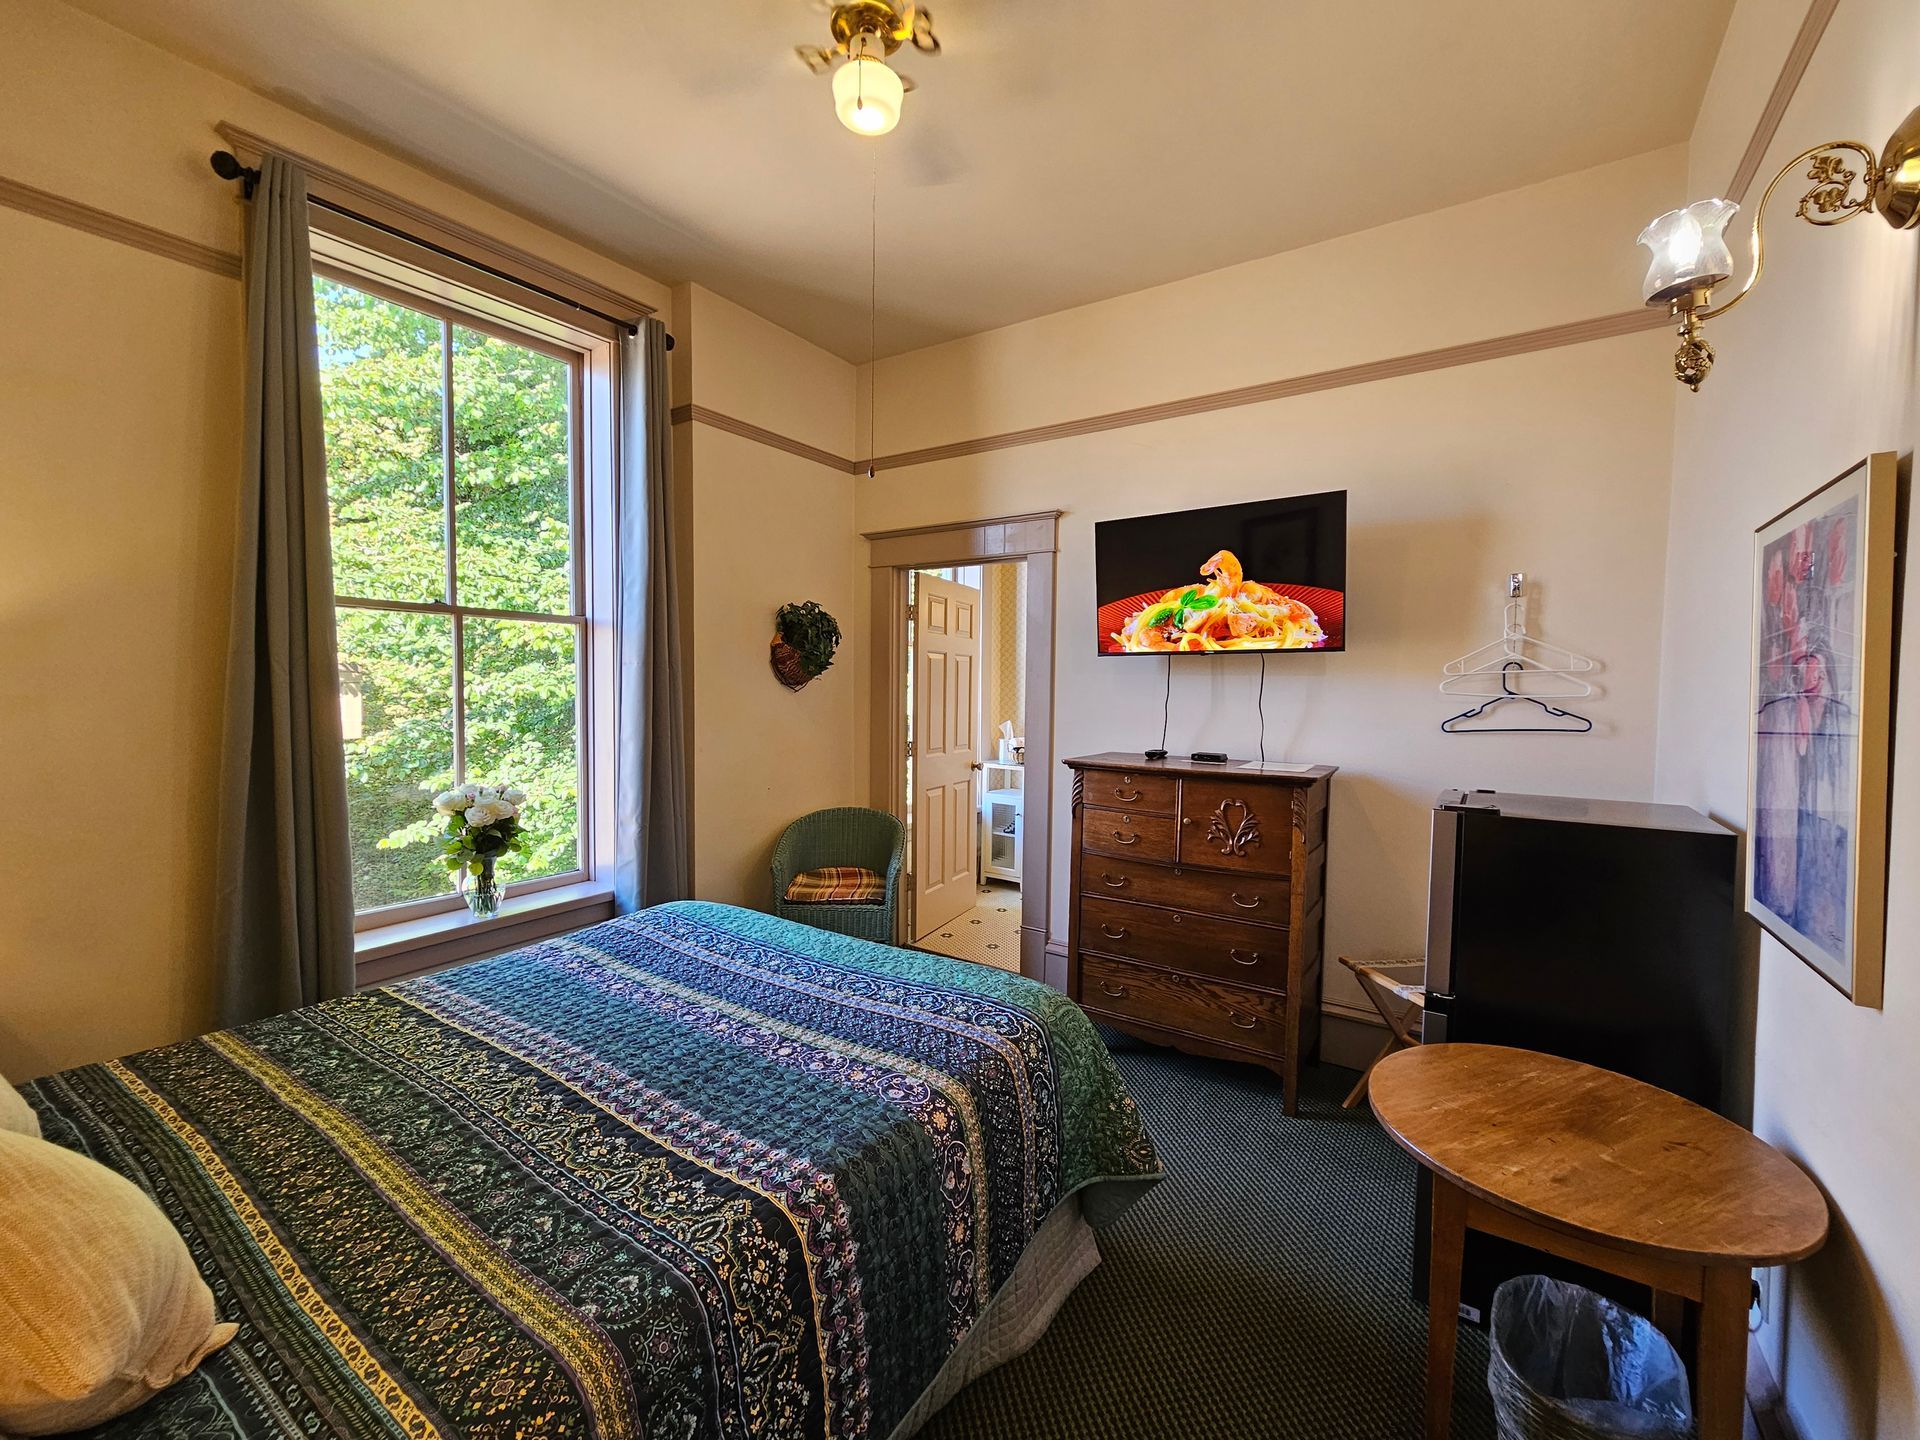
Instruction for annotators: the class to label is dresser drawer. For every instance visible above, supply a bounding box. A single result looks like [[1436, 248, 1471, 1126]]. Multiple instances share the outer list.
[[1080, 768, 1178, 815], [1081, 806, 1178, 863], [1177, 778, 1291, 877], [1081, 856, 1290, 925], [1079, 954, 1287, 1054], [1080, 896, 1287, 990]]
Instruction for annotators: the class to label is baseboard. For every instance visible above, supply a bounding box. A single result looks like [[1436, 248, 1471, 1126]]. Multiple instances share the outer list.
[[1747, 1336, 1797, 1440]]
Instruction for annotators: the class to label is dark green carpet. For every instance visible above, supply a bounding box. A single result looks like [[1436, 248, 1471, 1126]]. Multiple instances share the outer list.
[[919, 1034, 1497, 1439]]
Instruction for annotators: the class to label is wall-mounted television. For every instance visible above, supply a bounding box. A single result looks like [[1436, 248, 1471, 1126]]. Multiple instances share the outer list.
[[1094, 490, 1347, 655]]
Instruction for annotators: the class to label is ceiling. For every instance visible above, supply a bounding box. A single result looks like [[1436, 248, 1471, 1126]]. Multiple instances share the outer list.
[[71, 0, 1735, 360]]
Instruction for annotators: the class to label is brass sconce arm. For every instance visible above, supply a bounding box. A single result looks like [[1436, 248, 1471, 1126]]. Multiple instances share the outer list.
[[1693, 137, 1882, 324]]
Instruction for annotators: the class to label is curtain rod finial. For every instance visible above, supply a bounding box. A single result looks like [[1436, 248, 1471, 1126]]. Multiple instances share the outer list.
[[209, 149, 259, 197]]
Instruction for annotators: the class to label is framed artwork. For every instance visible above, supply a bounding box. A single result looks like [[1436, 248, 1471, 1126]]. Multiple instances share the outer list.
[[1747, 453, 1898, 1006]]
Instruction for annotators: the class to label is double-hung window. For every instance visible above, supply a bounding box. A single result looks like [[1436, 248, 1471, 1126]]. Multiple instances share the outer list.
[[313, 259, 611, 926]]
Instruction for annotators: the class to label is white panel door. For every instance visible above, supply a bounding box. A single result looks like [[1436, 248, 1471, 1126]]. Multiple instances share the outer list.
[[913, 573, 981, 939]]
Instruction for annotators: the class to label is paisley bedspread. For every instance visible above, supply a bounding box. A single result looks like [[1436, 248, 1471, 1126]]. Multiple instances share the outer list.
[[25, 901, 1161, 1440]]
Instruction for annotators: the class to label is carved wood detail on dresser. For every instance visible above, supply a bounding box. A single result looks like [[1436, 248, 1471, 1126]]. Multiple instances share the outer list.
[[1064, 752, 1334, 1114]]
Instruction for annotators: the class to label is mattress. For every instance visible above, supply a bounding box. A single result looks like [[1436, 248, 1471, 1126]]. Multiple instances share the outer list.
[[24, 900, 1162, 1439]]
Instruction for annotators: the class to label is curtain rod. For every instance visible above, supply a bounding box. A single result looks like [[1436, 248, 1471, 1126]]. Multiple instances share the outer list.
[[209, 150, 672, 348]]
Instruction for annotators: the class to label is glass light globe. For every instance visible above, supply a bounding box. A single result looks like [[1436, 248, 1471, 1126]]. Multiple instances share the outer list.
[[1637, 198, 1739, 305], [834, 55, 903, 136]]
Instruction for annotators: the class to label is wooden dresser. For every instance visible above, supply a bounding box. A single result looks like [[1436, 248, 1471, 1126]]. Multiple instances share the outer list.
[[1063, 752, 1333, 1114]]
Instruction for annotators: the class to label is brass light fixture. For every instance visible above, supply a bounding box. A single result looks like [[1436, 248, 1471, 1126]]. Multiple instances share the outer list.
[[1638, 104, 1920, 390], [797, 1, 940, 137]]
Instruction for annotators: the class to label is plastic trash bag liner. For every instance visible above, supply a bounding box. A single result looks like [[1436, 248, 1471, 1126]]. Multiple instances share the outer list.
[[1487, 1276, 1694, 1440]]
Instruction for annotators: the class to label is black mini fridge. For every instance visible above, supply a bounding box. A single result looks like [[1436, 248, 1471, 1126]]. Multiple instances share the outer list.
[[1412, 789, 1739, 1321]]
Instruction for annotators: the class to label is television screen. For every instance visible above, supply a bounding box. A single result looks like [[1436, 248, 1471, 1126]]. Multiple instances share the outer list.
[[1094, 490, 1347, 655]]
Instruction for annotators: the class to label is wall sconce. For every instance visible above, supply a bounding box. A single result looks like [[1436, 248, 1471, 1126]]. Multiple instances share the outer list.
[[1638, 105, 1920, 390]]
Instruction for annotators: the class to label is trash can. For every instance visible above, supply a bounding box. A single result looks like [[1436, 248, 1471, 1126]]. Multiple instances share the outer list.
[[1487, 1276, 1694, 1440]]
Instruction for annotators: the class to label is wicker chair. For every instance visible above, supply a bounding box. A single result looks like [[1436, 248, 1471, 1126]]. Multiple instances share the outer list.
[[770, 807, 906, 944]]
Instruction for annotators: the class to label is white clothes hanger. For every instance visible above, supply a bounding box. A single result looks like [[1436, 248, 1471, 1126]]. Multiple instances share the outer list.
[[1439, 574, 1598, 700]]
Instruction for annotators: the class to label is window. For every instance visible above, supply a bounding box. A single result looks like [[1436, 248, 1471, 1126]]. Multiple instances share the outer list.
[[315, 274, 589, 917]]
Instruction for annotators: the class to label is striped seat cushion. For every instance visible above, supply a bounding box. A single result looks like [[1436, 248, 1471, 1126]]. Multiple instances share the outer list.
[[784, 866, 886, 905]]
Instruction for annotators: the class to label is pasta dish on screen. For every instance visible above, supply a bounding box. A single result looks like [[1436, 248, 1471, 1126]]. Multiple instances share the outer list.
[[1110, 549, 1328, 652]]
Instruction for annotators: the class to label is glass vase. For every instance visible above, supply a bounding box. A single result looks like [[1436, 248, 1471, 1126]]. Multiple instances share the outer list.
[[463, 855, 503, 918]]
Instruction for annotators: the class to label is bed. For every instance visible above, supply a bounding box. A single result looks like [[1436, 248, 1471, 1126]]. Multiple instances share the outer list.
[[24, 901, 1162, 1440]]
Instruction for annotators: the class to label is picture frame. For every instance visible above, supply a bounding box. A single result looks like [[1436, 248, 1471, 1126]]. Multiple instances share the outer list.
[[1746, 452, 1898, 1006]]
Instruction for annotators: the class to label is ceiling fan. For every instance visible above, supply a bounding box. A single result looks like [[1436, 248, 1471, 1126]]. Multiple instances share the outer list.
[[795, 1, 940, 136]]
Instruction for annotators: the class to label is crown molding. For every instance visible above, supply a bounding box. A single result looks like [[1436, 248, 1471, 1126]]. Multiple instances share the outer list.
[[1726, 0, 1842, 204], [670, 403, 858, 473], [0, 173, 239, 278], [868, 309, 1669, 472]]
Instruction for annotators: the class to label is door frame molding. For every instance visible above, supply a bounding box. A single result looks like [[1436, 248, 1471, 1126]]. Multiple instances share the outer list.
[[863, 512, 1062, 983]]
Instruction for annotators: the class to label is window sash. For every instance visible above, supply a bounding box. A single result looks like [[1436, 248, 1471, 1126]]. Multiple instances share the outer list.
[[316, 265, 598, 925]]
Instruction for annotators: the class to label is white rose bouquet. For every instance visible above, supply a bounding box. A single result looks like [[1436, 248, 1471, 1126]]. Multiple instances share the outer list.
[[432, 781, 528, 916]]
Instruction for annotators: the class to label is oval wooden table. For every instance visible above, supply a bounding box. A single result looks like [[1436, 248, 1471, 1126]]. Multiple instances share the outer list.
[[1369, 1044, 1828, 1440]]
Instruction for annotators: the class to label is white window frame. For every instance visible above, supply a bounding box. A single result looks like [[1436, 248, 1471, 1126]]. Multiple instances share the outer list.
[[311, 226, 619, 953]]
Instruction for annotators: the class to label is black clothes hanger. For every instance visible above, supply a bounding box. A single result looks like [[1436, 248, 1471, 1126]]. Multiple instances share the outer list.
[[1441, 660, 1594, 734]]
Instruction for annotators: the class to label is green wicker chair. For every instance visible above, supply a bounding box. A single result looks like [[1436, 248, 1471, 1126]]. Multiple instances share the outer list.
[[771, 807, 905, 944]]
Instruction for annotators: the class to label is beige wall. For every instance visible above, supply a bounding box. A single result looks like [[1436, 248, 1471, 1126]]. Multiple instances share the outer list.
[[857, 151, 1684, 1025], [1657, 0, 1920, 1433], [675, 285, 865, 907], [0, 0, 676, 1079], [0, 206, 241, 1079], [982, 562, 1026, 741]]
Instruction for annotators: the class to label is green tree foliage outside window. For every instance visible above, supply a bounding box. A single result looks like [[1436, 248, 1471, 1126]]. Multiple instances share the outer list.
[[315, 278, 581, 911]]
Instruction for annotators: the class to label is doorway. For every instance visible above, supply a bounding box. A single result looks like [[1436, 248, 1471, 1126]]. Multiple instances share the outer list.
[[861, 511, 1061, 986], [905, 562, 1026, 970]]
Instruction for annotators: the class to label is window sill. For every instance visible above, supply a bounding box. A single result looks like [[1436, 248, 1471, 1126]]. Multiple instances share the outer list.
[[354, 881, 617, 986]]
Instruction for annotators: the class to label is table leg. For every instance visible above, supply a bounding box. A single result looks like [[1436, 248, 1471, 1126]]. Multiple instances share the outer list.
[[1695, 1265, 1750, 1440], [1649, 1289, 1685, 1350], [1425, 1176, 1467, 1440]]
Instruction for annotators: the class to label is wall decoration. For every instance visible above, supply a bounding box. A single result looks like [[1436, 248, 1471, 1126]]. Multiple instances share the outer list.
[[771, 601, 843, 691], [1747, 453, 1897, 1006]]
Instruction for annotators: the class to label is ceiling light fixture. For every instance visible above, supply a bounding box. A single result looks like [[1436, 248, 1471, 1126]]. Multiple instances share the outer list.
[[1636, 104, 1920, 391], [799, 1, 939, 138]]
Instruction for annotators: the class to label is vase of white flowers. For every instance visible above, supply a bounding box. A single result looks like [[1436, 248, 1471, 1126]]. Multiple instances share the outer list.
[[433, 782, 527, 918]]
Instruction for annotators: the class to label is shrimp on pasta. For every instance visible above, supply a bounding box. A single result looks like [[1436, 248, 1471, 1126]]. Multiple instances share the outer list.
[[1111, 549, 1327, 652]]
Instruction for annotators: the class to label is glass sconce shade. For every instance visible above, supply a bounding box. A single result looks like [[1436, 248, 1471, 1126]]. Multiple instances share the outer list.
[[834, 53, 903, 135], [1638, 199, 1740, 305]]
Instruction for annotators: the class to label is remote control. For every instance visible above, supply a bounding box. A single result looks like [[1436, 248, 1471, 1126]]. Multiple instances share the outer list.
[[1190, 751, 1229, 763]]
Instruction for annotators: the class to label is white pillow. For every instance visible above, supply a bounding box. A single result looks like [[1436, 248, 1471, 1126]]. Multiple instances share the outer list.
[[0, 1129, 236, 1433], [0, 1072, 39, 1137]]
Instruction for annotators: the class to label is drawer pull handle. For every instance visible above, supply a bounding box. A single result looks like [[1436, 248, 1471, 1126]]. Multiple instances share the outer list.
[[1100, 923, 1129, 939], [1230, 892, 1262, 909], [1112, 832, 1138, 845], [1099, 982, 1129, 998], [1114, 788, 1142, 802], [1229, 1012, 1258, 1030], [1230, 948, 1261, 966], [1100, 873, 1128, 888]]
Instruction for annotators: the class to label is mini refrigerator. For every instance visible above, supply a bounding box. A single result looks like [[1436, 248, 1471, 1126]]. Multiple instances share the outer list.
[[1413, 789, 1739, 1320]]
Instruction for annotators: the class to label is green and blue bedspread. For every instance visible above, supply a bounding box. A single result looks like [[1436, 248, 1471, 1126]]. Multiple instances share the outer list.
[[26, 901, 1161, 1439]]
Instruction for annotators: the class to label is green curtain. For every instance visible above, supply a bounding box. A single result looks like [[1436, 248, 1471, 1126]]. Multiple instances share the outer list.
[[213, 154, 355, 1024], [613, 317, 690, 911]]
